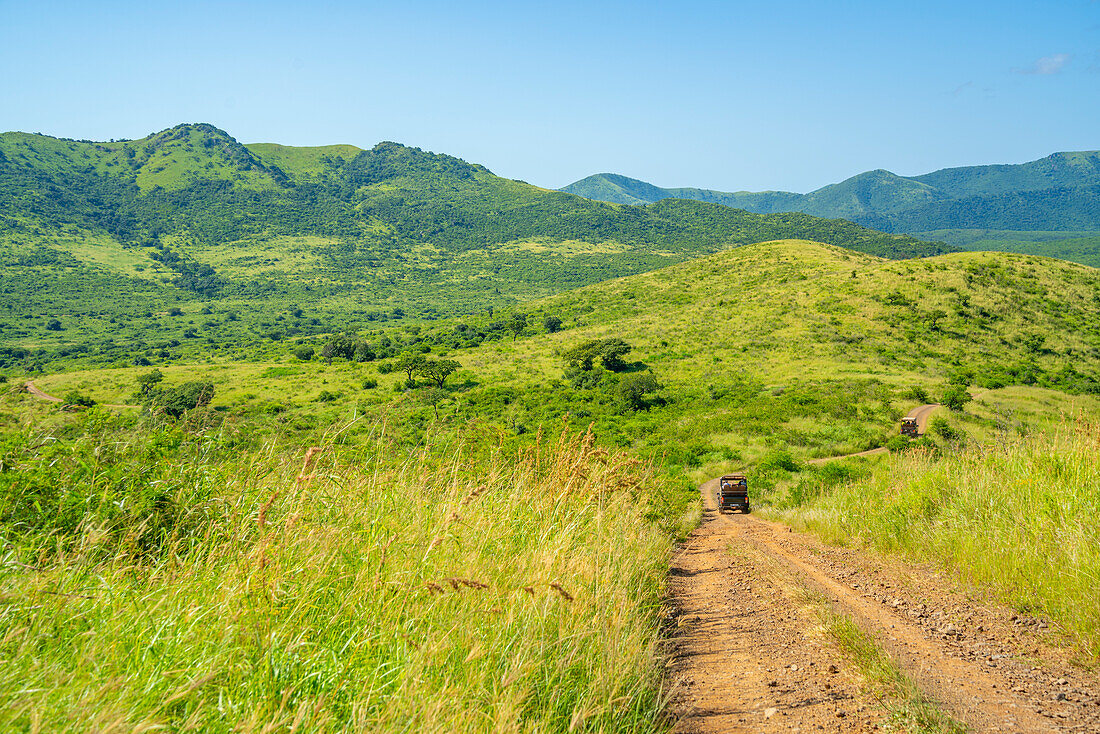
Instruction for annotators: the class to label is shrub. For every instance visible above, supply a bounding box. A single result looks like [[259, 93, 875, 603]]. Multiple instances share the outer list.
[[617, 372, 661, 412], [885, 435, 911, 452], [293, 345, 315, 361], [758, 449, 800, 473], [930, 416, 959, 440], [361, 378, 378, 390], [941, 385, 972, 411], [62, 390, 96, 408], [902, 385, 930, 403], [148, 381, 215, 418]]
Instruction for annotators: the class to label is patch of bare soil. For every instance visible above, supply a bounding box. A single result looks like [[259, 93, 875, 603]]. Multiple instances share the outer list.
[[664, 479, 1100, 733]]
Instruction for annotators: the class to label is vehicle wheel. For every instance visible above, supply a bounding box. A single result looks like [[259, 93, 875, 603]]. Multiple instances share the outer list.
[[744, 506, 751, 514]]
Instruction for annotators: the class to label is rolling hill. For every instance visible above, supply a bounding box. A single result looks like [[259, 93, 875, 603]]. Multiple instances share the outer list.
[[562, 152, 1100, 262], [31, 239, 1100, 459], [0, 123, 950, 369]]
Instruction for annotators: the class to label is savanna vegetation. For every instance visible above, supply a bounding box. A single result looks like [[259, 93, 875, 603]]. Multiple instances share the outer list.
[[0, 393, 685, 732], [2, 128, 1100, 731]]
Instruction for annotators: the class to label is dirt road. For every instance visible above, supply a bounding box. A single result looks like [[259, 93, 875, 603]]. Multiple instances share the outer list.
[[664, 480, 1099, 733], [906, 402, 940, 434], [21, 381, 136, 409], [807, 404, 940, 466]]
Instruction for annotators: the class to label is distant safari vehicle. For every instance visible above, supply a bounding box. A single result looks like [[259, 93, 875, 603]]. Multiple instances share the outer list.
[[717, 474, 750, 514], [901, 417, 919, 438]]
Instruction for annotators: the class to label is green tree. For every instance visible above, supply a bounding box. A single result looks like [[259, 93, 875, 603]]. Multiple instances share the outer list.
[[135, 368, 164, 395], [563, 340, 603, 371], [293, 345, 315, 361], [598, 338, 632, 372], [395, 352, 427, 387], [509, 313, 528, 342], [418, 358, 459, 388], [563, 337, 634, 373], [617, 372, 661, 411], [62, 390, 96, 408], [543, 315, 563, 333], [150, 381, 215, 418], [420, 387, 449, 419]]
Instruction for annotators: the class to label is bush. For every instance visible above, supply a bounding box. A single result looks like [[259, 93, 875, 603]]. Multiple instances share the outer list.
[[148, 381, 215, 418], [758, 449, 800, 473], [902, 385, 930, 403], [361, 378, 378, 390], [617, 372, 661, 411], [294, 345, 315, 361], [930, 416, 959, 440], [885, 435, 911, 452], [941, 385, 972, 411], [62, 390, 96, 408]]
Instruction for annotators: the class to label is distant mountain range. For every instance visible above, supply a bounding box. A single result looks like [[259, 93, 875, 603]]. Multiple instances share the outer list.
[[561, 152, 1100, 233]]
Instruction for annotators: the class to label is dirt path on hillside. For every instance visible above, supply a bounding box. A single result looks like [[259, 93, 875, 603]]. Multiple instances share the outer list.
[[807, 404, 940, 466], [21, 381, 136, 409], [664, 480, 1100, 733]]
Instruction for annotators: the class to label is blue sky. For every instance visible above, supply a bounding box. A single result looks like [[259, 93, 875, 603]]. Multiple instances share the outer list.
[[3, 0, 1097, 192]]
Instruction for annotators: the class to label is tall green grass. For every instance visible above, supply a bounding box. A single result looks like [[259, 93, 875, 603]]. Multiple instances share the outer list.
[[782, 417, 1100, 657], [0, 420, 675, 732]]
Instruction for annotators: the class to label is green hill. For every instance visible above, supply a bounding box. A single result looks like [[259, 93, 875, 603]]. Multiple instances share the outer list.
[[561, 152, 1100, 260], [0, 124, 949, 368], [32, 238, 1100, 459]]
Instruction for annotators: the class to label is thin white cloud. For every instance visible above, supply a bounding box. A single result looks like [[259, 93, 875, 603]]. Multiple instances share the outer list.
[[1014, 53, 1071, 75]]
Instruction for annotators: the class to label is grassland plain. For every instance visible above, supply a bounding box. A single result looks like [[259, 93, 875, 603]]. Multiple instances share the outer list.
[[20, 240, 1100, 464]]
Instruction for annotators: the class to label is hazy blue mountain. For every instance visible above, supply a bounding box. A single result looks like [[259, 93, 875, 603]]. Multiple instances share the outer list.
[[561, 151, 1100, 234]]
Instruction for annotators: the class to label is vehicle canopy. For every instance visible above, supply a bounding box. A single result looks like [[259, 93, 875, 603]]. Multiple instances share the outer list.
[[720, 474, 747, 491], [901, 417, 917, 425]]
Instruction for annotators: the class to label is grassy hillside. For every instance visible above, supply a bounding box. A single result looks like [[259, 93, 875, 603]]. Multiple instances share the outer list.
[[21, 240, 1100, 467], [0, 124, 950, 369], [561, 151, 1100, 242], [6, 239, 1100, 729]]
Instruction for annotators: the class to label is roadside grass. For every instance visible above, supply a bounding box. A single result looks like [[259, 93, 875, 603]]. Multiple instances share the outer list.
[[814, 605, 966, 734], [779, 415, 1100, 659], [0, 415, 678, 732]]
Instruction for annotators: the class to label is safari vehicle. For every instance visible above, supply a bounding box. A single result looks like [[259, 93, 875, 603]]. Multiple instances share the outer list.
[[901, 417, 919, 437], [717, 473, 750, 514]]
